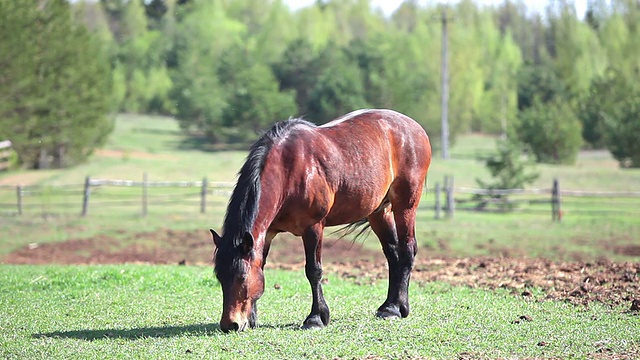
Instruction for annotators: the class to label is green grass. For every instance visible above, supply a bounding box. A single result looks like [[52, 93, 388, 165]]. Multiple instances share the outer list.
[[1, 265, 637, 359]]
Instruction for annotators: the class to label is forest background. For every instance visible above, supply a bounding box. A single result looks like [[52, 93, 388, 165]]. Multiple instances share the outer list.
[[1, 0, 639, 170]]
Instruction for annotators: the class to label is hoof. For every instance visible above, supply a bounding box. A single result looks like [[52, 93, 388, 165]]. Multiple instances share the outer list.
[[376, 310, 401, 320], [376, 304, 402, 319], [302, 315, 325, 330]]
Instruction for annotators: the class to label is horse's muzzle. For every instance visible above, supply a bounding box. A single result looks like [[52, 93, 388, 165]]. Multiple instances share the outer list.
[[220, 317, 248, 333]]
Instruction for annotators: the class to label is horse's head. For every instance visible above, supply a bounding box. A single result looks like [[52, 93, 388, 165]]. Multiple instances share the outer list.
[[211, 229, 264, 332]]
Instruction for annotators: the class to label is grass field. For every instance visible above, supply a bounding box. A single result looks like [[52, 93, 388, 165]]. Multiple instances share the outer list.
[[1, 265, 638, 359], [0, 114, 639, 359]]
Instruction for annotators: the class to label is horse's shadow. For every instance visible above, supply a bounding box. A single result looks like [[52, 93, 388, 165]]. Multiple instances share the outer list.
[[33, 323, 300, 341]]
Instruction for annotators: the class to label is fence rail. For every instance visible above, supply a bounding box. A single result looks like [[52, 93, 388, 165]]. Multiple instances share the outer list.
[[1, 174, 639, 220], [431, 176, 640, 221]]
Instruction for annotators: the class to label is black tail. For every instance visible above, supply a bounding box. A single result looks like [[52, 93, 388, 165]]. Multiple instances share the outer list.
[[333, 218, 371, 242], [332, 195, 389, 242]]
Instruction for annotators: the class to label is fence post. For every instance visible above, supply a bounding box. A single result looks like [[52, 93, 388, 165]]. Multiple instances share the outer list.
[[445, 176, 455, 218], [552, 178, 562, 222], [434, 182, 441, 219], [82, 176, 91, 217], [200, 177, 208, 214], [142, 172, 148, 217], [16, 185, 22, 215], [0, 140, 12, 172]]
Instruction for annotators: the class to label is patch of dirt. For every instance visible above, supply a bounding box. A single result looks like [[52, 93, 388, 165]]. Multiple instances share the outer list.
[[613, 244, 640, 257], [324, 257, 640, 308], [3, 229, 639, 309], [2, 229, 377, 266], [0, 171, 54, 186], [95, 149, 176, 160]]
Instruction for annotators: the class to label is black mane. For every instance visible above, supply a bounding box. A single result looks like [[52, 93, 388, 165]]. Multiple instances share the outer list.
[[214, 118, 315, 276]]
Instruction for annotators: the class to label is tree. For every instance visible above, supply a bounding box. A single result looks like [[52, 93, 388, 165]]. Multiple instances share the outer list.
[[475, 139, 539, 210], [345, 36, 394, 108], [218, 44, 297, 140], [273, 38, 325, 116], [516, 99, 583, 165], [113, 0, 174, 114], [516, 62, 567, 111], [580, 2, 640, 163], [385, 8, 440, 142], [171, 0, 299, 143], [170, 1, 245, 142], [495, 0, 548, 65], [604, 94, 640, 168], [223, 0, 296, 64], [0, 0, 113, 168], [581, 69, 640, 167], [306, 45, 369, 123], [546, 1, 607, 100], [472, 7, 522, 135], [578, 79, 608, 149]]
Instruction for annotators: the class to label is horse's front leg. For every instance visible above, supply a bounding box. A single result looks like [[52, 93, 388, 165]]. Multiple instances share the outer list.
[[301, 224, 330, 329], [248, 231, 277, 329]]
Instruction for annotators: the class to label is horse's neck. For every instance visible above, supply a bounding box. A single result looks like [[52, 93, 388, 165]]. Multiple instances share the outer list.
[[251, 172, 285, 245]]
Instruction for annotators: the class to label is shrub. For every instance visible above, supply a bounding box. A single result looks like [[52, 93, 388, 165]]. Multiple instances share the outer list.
[[516, 99, 583, 165], [474, 140, 539, 211]]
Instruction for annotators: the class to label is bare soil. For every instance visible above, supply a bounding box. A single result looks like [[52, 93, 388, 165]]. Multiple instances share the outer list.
[[3, 229, 639, 310], [94, 149, 177, 160]]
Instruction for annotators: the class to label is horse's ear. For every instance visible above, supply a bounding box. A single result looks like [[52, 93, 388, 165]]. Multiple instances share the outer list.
[[241, 232, 254, 255], [210, 229, 222, 247]]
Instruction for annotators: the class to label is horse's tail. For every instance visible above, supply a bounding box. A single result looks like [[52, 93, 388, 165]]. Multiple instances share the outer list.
[[333, 218, 371, 242], [333, 194, 391, 242]]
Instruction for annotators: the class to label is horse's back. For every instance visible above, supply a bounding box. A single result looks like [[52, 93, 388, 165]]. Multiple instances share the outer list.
[[319, 109, 431, 175], [319, 109, 431, 224], [266, 109, 431, 232]]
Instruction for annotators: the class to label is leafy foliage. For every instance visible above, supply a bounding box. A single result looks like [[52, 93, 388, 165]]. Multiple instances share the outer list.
[[582, 69, 640, 168], [218, 45, 297, 140], [516, 99, 583, 165], [475, 140, 539, 210], [0, 0, 113, 169], [4, 0, 640, 167], [477, 140, 539, 191], [306, 45, 369, 123]]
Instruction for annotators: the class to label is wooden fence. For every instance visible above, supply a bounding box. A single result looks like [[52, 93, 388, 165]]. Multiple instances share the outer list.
[[0, 140, 12, 171], [0, 174, 234, 218], [1, 174, 639, 220], [433, 176, 640, 221], [81, 175, 235, 217]]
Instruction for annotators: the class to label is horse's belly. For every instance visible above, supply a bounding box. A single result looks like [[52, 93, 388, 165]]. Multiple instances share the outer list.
[[324, 194, 382, 226], [271, 192, 381, 234]]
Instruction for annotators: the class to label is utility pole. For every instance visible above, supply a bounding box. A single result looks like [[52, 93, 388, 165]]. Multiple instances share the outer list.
[[439, 7, 452, 160]]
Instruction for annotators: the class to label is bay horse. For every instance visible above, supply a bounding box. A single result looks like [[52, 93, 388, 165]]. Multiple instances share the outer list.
[[211, 109, 431, 332]]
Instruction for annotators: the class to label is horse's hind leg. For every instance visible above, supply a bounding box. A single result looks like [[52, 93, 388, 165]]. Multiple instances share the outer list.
[[370, 180, 422, 319], [301, 223, 330, 329], [369, 205, 404, 318]]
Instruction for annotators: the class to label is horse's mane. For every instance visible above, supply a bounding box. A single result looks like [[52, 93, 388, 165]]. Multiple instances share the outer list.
[[215, 118, 315, 275]]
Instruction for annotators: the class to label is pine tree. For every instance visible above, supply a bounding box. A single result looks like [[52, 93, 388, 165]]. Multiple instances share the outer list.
[[475, 140, 539, 211], [0, 0, 113, 168]]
